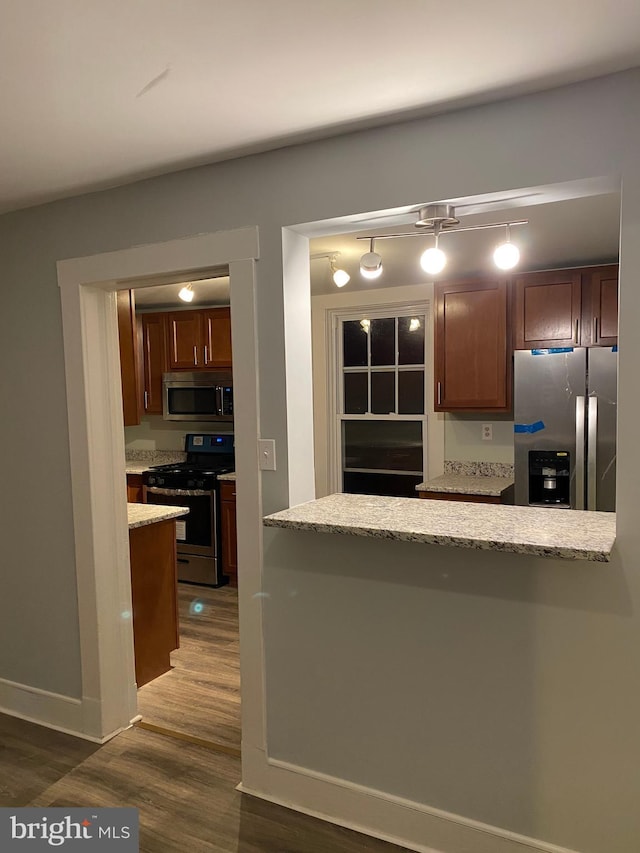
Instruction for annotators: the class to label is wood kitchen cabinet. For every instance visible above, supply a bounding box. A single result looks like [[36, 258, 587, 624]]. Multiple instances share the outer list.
[[514, 270, 582, 349], [583, 265, 618, 347], [129, 518, 179, 687], [514, 265, 618, 349], [117, 290, 142, 426], [140, 313, 167, 414], [434, 277, 511, 412], [126, 473, 144, 502], [203, 307, 232, 368], [166, 307, 232, 371], [220, 480, 237, 586]]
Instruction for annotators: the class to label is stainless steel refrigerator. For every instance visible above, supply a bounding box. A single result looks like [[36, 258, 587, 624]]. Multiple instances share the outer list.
[[514, 347, 617, 511]]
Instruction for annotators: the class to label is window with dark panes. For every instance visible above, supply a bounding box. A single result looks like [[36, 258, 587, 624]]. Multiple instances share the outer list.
[[338, 310, 427, 498]]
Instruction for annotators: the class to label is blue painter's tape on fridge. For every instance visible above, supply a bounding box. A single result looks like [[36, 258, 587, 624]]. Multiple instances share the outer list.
[[612, 345, 618, 352], [531, 348, 574, 355], [514, 420, 546, 434]]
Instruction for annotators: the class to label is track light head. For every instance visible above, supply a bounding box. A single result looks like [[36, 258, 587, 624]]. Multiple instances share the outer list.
[[360, 239, 383, 279], [329, 254, 350, 287], [493, 224, 520, 270], [178, 283, 195, 302]]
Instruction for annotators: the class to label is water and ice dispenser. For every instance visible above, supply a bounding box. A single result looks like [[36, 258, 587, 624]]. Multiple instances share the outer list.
[[528, 451, 571, 507]]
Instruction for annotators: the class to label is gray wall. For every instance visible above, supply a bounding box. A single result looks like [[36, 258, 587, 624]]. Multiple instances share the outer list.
[[1, 69, 640, 851]]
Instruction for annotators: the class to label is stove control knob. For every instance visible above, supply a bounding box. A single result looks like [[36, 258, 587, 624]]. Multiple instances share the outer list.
[[148, 476, 156, 486], [187, 479, 195, 488], [157, 477, 165, 486], [196, 479, 204, 489]]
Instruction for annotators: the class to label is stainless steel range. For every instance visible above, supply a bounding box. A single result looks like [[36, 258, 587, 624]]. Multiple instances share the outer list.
[[143, 433, 234, 587]]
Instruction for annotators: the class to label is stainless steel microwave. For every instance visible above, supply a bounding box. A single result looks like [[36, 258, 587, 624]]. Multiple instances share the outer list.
[[162, 372, 233, 422]]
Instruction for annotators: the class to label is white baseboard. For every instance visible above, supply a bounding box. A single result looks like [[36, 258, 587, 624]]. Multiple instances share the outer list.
[[238, 747, 581, 853], [0, 676, 124, 744]]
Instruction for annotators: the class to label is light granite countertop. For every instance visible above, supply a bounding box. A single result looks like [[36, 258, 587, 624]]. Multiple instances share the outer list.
[[126, 462, 153, 475], [218, 472, 236, 482], [263, 493, 616, 562], [416, 474, 514, 496], [127, 503, 189, 530]]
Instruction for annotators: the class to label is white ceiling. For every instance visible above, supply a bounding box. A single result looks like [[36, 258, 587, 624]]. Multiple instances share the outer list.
[[1, 0, 640, 215]]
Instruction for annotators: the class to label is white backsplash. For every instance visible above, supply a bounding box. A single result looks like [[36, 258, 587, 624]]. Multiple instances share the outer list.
[[124, 415, 233, 452]]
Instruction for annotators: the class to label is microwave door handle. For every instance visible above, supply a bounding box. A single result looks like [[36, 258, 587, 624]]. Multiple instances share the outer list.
[[216, 385, 223, 416]]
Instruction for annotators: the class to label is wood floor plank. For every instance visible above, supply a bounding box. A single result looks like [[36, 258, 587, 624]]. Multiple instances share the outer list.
[[136, 583, 241, 749], [1, 718, 408, 852]]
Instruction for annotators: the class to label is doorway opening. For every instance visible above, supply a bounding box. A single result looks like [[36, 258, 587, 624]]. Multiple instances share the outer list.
[[122, 268, 241, 752]]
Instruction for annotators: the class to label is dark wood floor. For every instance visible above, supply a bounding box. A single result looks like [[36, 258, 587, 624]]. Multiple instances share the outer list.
[[0, 713, 409, 852], [136, 583, 241, 751]]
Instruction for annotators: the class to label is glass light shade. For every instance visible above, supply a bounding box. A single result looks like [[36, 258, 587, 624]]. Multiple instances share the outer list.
[[360, 251, 383, 279], [420, 247, 447, 275], [178, 284, 195, 302], [493, 241, 520, 270], [332, 267, 350, 288], [409, 317, 421, 332]]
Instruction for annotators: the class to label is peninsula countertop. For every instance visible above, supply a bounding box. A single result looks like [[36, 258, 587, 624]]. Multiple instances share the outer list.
[[263, 493, 616, 562], [127, 503, 189, 530]]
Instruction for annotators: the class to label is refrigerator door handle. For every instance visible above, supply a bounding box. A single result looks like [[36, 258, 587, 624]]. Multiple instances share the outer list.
[[587, 396, 598, 510], [575, 396, 586, 510]]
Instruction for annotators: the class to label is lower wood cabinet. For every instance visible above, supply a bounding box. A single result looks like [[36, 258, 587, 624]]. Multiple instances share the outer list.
[[126, 473, 144, 503], [220, 481, 237, 586], [129, 519, 179, 687]]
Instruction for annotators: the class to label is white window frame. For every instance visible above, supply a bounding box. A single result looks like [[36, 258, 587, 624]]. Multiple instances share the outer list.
[[326, 300, 431, 494]]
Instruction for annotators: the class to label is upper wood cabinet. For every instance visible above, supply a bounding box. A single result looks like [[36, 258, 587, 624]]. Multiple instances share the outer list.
[[117, 290, 142, 426], [514, 270, 582, 349], [584, 265, 618, 347], [434, 278, 511, 412], [514, 265, 618, 349], [167, 310, 203, 370], [166, 307, 232, 370], [141, 313, 167, 414], [203, 307, 232, 368]]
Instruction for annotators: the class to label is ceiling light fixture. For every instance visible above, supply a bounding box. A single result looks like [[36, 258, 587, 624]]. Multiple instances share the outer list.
[[359, 238, 383, 279], [420, 224, 447, 275], [310, 251, 351, 288], [356, 204, 527, 279], [178, 282, 195, 303], [329, 253, 350, 287], [493, 224, 521, 270]]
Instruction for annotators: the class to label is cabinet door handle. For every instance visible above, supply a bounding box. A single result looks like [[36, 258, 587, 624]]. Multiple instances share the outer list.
[[144, 390, 148, 409], [437, 381, 442, 406], [573, 319, 579, 345], [193, 345, 198, 367], [593, 317, 598, 343], [204, 344, 208, 364]]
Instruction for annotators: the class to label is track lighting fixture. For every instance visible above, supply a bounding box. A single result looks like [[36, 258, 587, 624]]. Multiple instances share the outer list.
[[329, 254, 350, 287], [356, 204, 526, 280], [493, 224, 521, 270], [359, 238, 383, 279], [310, 251, 351, 288], [178, 283, 195, 302], [419, 224, 447, 275]]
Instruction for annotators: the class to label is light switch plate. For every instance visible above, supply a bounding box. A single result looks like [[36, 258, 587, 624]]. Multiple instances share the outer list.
[[258, 439, 277, 470]]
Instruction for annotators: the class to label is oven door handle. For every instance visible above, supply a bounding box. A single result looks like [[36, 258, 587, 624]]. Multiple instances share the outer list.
[[146, 486, 212, 497]]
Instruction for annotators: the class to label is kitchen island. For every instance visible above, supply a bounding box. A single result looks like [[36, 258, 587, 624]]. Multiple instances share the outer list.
[[127, 503, 189, 686], [263, 493, 615, 562]]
